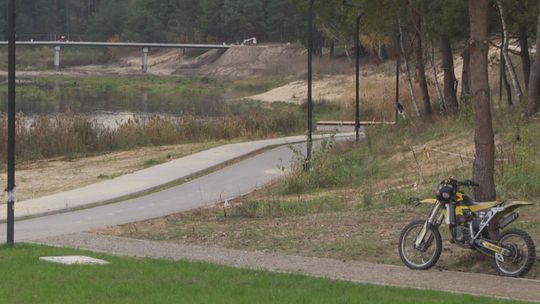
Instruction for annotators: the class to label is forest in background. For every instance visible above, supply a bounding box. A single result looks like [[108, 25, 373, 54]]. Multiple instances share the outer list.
[[0, 0, 306, 43]]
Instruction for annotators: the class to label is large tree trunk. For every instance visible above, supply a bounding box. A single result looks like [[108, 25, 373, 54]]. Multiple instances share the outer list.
[[469, 0, 496, 202], [441, 36, 459, 115], [399, 25, 421, 117], [460, 46, 471, 103], [414, 12, 432, 115], [496, 0, 523, 99], [525, 13, 540, 117], [517, 0, 531, 90]]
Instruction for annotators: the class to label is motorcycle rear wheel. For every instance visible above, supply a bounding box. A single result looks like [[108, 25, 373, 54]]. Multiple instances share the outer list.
[[399, 219, 442, 270], [493, 229, 536, 277]]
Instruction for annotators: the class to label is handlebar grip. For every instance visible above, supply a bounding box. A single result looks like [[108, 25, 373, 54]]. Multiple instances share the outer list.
[[464, 179, 479, 187], [446, 177, 479, 187]]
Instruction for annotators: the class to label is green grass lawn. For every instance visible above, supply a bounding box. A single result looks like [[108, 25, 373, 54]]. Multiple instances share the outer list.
[[0, 244, 525, 304]]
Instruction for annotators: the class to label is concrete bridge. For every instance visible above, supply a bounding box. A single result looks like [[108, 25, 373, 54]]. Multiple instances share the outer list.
[[0, 41, 233, 73]]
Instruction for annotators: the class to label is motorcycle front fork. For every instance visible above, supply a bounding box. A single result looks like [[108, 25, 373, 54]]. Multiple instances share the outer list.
[[415, 202, 444, 248]]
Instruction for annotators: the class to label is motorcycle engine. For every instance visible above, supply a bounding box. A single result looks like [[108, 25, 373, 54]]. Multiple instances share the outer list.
[[455, 211, 488, 247], [455, 225, 471, 244], [472, 211, 488, 230]]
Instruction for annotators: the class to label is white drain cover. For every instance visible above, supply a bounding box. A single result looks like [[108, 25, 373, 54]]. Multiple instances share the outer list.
[[39, 256, 109, 265]]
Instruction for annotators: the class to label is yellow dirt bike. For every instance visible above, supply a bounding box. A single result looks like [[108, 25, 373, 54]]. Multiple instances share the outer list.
[[398, 177, 536, 277]]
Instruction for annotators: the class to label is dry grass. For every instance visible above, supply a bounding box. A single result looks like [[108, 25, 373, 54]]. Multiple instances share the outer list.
[[0, 111, 303, 162]]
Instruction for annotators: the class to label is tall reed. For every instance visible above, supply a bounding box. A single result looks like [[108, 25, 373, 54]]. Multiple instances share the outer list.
[[0, 111, 304, 162]]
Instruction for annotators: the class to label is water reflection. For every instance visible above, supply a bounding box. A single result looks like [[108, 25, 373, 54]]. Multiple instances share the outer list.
[[0, 79, 232, 116]]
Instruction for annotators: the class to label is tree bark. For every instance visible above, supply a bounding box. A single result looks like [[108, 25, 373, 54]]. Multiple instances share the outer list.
[[441, 36, 459, 115], [399, 25, 421, 117], [525, 13, 540, 117], [517, 0, 531, 91], [469, 0, 496, 202], [502, 55, 513, 106], [496, 0, 523, 99], [460, 46, 471, 103], [414, 12, 432, 115]]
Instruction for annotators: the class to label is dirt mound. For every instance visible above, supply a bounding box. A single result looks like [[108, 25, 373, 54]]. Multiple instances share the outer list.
[[247, 75, 354, 104], [173, 49, 225, 69], [200, 44, 306, 78], [110, 45, 305, 78], [42, 44, 305, 77], [115, 48, 224, 75]]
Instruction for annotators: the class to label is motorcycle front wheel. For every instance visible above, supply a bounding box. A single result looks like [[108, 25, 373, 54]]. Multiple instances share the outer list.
[[399, 219, 442, 270], [493, 229, 536, 277]]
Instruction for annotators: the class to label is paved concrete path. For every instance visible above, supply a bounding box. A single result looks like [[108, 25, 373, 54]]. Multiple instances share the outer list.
[[36, 232, 540, 303], [2, 133, 354, 221], [0, 134, 358, 242]]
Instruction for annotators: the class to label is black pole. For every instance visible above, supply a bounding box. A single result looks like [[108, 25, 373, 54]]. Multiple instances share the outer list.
[[499, 25, 504, 105], [7, 0, 16, 246], [306, 0, 314, 168], [395, 32, 401, 123], [355, 15, 361, 142]]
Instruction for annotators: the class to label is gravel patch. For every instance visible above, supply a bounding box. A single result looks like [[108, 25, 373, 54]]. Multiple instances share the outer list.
[[34, 232, 540, 303]]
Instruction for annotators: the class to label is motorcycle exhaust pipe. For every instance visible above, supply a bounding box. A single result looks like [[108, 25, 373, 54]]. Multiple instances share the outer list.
[[498, 212, 519, 229]]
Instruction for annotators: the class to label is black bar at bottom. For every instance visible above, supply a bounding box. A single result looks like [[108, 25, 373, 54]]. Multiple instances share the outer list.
[[7, 201, 14, 245]]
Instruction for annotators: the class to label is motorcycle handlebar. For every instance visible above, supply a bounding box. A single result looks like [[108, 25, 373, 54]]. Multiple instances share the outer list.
[[450, 178, 479, 187]]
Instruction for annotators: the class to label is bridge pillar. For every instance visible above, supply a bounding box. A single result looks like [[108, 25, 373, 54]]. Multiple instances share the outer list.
[[54, 46, 61, 71], [142, 47, 149, 73]]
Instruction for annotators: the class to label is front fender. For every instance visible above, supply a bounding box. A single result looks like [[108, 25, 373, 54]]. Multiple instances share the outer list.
[[419, 198, 438, 204]]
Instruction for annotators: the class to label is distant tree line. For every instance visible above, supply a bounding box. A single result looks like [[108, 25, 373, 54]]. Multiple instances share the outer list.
[[0, 0, 307, 43]]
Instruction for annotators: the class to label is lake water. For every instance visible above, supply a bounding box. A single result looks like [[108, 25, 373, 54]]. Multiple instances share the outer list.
[[0, 77, 258, 129]]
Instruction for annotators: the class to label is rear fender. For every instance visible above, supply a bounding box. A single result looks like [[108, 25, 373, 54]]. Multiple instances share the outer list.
[[501, 201, 534, 212], [487, 201, 534, 239]]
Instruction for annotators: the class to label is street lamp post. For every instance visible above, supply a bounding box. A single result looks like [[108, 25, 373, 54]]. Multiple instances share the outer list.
[[354, 15, 361, 142], [343, 0, 362, 142], [395, 31, 401, 123], [306, 0, 315, 169], [6, 0, 16, 246]]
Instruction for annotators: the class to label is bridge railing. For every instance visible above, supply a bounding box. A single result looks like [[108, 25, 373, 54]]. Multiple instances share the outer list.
[[0, 41, 233, 72]]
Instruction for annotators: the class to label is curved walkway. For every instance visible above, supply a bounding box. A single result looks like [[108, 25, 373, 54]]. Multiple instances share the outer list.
[[0, 133, 357, 242], [2, 133, 353, 221]]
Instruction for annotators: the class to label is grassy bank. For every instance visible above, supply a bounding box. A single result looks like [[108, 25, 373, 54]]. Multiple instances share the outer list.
[[0, 245, 525, 304], [102, 106, 540, 278], [0, 110, 303, 162]]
